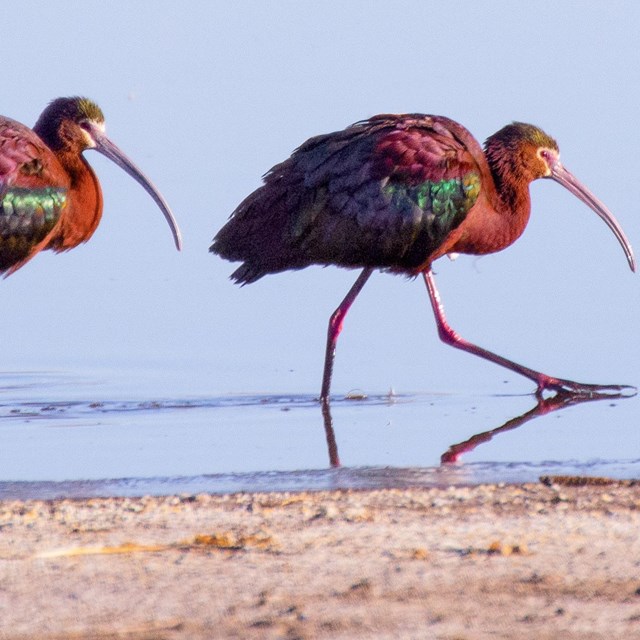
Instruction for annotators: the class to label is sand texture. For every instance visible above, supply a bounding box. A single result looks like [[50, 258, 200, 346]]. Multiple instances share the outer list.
[[1, 478, 639, 639]]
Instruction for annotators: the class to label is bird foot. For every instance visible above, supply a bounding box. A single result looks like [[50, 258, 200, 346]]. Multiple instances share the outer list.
[[535, 376, 637, 399]]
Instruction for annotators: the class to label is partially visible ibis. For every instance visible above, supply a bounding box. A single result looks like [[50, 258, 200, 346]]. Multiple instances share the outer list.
[[0, 96, 182, 276], [211, 114, 635, 402]]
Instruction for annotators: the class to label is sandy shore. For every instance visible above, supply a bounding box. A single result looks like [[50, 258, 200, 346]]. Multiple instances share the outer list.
[[1, 478, 639, 639]]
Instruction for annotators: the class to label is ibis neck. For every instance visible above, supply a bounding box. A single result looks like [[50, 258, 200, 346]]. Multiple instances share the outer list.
[[46, 150, 103, 251], [482, 148, 533, 251]]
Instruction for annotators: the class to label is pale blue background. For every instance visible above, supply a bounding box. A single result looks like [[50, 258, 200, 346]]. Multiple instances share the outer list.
[[0, 2, 638, 485]]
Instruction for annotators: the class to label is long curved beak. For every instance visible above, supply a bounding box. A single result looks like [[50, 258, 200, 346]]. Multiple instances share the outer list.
[[549, 162, 634, 272], [91, 128, 182, 251]]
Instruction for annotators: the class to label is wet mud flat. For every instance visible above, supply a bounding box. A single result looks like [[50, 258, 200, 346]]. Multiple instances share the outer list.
[[1, 479, 639, 639]]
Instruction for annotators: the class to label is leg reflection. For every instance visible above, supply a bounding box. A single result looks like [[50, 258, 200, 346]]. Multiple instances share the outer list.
[[321, 402, 340, 467], [441, 389, 633, 464], [319, 389, 634, 468]]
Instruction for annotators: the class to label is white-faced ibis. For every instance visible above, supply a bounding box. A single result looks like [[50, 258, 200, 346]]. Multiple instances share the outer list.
[[0, 96, 182, 276], [211, 114, 635, 402]]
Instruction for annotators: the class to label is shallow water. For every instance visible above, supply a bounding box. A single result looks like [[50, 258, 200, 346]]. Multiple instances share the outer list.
[[0, 369, 637, 499]]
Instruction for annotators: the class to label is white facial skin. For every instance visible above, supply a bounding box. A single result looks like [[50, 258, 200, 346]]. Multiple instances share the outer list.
[[78, 118, 105, 149], [536, 147, 558, 177]]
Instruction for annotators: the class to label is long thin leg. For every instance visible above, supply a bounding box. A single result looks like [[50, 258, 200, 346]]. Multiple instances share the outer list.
[[423, 270, 634, 397], [320, 268, 373, 404]]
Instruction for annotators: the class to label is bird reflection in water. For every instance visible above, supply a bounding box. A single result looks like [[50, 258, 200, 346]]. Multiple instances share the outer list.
[[320, 389, 634, 469], [321, 402, 341, 467]]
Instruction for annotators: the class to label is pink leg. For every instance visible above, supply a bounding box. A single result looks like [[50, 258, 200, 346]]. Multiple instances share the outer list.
[[423, 270, 634, 397], [320, 268, 373, 403]]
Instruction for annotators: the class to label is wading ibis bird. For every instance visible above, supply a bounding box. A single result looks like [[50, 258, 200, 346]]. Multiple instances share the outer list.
[[211, 114, 635, 402], [0, 96, 181, 276]]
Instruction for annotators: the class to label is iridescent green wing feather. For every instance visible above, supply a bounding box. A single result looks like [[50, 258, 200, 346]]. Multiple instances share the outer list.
[[0, 187, 66, 272], [380, 173, 480, 264]]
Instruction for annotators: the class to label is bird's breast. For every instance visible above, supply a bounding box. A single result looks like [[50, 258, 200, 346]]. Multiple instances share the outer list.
[[45, 162, 103, 251]]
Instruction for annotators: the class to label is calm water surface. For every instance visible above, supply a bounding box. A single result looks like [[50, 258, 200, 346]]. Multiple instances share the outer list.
[[0, 368, 637, 499]]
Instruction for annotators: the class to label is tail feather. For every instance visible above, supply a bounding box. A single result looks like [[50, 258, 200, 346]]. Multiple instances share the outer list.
[[229, 262, 264, 285]]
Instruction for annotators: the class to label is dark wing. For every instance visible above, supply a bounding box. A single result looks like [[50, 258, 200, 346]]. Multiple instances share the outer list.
[[211, 114, 482, 283], [0, 117, 68, 275]]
